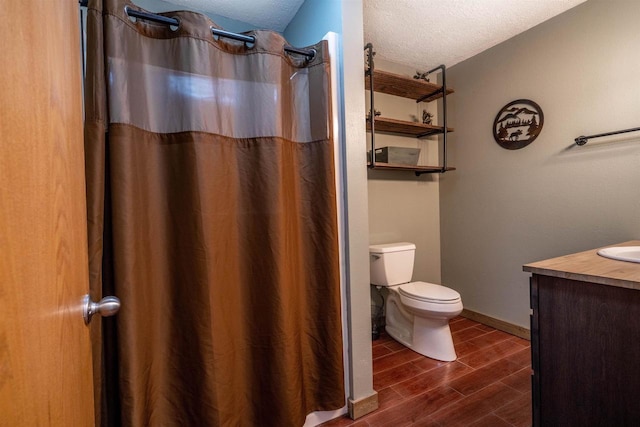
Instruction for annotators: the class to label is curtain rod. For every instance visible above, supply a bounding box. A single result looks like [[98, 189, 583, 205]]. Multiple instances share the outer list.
[[575, 126, 640, 146], [121, 6, 316, 60]]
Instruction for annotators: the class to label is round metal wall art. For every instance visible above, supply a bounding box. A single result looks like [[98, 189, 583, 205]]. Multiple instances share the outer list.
[[493, 99, 544, 150]]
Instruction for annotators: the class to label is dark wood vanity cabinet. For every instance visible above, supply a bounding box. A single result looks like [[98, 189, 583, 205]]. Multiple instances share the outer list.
[[529, 273, 640, 426]]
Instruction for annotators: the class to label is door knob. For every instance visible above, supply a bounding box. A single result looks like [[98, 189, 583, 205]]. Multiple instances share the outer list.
[[83, 294, 120, 325]]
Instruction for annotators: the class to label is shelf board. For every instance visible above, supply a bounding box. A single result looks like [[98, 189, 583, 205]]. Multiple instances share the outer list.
[[365, 69, 454, 102], [368, 162, 456, 173], [366, 116, 453, 138]]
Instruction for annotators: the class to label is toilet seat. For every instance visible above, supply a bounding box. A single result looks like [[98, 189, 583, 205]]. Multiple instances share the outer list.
[[398, 281, 461, 304]]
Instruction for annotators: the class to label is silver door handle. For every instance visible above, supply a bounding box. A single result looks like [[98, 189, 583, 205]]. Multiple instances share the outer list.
[[83, 294, 120, 325]]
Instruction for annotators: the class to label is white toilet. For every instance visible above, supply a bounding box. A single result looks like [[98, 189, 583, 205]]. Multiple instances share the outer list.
[[370, 242, 463, 361]]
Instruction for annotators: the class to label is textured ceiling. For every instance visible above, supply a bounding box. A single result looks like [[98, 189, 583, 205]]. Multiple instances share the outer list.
[[164, 0, 586, 69], [363, 0, 587, 70]]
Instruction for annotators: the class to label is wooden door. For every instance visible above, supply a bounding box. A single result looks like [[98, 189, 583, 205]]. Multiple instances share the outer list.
[[0, 1, 95, 425]]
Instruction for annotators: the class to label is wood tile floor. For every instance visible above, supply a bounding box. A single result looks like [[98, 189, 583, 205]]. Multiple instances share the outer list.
[[321, 316, 531, 427]]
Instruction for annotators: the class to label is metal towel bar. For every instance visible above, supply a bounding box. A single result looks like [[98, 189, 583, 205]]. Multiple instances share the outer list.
[[575, 126, 640, 146]]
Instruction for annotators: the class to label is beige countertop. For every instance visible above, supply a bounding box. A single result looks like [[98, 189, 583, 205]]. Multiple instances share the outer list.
[[523, 240, 640, 290]]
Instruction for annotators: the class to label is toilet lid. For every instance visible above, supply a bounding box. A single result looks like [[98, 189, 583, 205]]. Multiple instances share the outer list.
[[398, 281, 461, 303]]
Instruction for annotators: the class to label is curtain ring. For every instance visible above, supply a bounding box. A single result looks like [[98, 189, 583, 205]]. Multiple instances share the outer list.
[[210, 27, 256, 49], [307, 48, 317, 62], [124, 5, 181, 31]]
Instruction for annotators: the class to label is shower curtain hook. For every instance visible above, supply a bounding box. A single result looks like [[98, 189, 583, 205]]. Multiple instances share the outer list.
[[210, 27, 256, 48], [307, 48, 317, 61], [284, 47, 316, 62]]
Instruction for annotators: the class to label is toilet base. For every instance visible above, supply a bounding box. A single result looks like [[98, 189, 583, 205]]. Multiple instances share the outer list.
[[385, 315, 457, 362], [383, 288, 460, 362], [411, 315, 457, 361]]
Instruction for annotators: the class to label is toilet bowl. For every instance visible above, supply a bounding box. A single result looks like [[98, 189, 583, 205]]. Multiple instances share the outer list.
[[370, 242, 463, 361]]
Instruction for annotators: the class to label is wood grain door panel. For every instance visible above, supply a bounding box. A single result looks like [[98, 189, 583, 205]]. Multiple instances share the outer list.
[[0, 1, 95, 425]]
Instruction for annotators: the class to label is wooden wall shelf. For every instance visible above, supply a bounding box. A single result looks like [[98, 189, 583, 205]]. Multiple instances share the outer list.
[[366, 116, 454, 138], [367, 162, 456, 173], [364, 43, 454, 175], [365, 69, 454, 102]]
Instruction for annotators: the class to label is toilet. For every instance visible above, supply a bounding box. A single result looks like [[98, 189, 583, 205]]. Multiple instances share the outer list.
[[370, 242, 463, 361]]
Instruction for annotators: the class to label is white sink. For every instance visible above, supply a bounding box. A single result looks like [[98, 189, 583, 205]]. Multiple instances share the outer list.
[[597, 246, 640, 263]]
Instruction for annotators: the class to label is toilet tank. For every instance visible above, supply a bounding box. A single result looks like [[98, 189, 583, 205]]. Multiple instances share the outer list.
[[369, 242, 416, 286]]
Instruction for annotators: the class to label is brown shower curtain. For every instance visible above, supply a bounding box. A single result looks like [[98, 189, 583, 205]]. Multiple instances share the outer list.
[[84, 1, 344, 425]]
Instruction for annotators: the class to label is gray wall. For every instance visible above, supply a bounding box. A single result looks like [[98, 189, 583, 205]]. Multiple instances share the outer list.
[[336, 1, 376, 408], [441, 0, 640, 328]]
